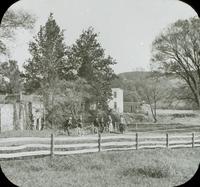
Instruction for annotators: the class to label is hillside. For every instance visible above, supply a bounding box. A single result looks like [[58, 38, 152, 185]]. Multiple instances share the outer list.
[[111, 71, 195, 110], [118, 71, 151, 81]]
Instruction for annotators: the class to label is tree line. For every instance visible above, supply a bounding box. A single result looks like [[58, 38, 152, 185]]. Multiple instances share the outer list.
[[112, 16, 200, 122], [1, 9, 200, 126], [0, 12, 117, 129]]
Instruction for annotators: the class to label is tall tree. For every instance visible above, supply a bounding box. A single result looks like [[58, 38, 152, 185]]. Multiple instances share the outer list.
[[67, 27, 117, 114], [151, 17, 200, 109], [52, 78, 91, 126], [0, 9, 36, 55], [23, 13, 71, 128]]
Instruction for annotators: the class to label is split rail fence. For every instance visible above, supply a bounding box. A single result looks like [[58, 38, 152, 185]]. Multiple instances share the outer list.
[[0, 132, 200, 160]]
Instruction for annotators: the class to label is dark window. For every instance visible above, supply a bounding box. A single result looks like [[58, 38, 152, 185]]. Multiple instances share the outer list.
[[114, 91, 117, 98], [36, 119, 39, 130], [114, 102, 117, 110]]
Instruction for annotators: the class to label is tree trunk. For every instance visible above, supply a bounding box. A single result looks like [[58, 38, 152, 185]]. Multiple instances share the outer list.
[[196, 96, 200, 110], [146, 95, 157, 123], [192, 88, 200, 109]]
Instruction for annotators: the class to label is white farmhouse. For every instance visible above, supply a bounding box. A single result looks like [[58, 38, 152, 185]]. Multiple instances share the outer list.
[[108, 88, 123, 113]]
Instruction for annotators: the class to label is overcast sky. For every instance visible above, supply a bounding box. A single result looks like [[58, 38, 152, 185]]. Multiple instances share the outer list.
[[4, 0, 197, 74]]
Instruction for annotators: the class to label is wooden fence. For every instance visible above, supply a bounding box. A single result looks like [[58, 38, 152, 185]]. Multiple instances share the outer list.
[[0, 132, 200, 160]]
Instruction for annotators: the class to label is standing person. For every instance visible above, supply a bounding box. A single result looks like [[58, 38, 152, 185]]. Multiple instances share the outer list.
[[77, 115, 83, 136], [99, 117, 104, 133], [119, 115, 126, 134], [64, 116, 72, 136], [108, 115, 113, 133], [93, 117, 100, 134]]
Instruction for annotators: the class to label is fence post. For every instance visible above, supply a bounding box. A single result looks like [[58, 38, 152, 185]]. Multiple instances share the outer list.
[[98, 132, 101, 152], [192, 133, 195, 148], [136, 133, 138, 150], [50, 133, 54, 158], [166, 133, 169, 148]]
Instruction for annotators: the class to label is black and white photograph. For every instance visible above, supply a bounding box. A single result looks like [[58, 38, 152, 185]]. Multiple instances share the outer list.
[[0, 0, 200, 186]]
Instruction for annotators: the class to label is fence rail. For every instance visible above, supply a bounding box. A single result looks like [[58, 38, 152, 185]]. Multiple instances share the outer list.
[[0, 132, 200, 159]]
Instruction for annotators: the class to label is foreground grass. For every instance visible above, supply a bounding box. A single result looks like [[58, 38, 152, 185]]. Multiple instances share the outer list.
[[1, 148, 200, 187]]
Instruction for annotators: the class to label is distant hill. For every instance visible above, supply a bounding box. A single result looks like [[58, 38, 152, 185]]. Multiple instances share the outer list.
[[118, 71, 151, 81], [111, 71, 152, 89], [111, 71, 195, 110], [111, 71, 153, 103]]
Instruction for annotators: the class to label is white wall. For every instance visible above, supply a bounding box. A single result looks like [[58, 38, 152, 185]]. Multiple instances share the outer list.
[[0, 101, 44, 132], [108, 88, 123, 113], [0, 104, 14, 132]]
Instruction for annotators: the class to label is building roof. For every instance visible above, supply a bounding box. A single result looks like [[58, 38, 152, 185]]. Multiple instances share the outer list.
[[111, 88, 123, 91], [0, 94, 42, 103]]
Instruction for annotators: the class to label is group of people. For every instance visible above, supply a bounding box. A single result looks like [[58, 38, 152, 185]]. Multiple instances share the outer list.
[[64, 115, 83, 136], [64, 114, 127, 136], [93, 115, 114, 133], [93, 115, 127, 134]]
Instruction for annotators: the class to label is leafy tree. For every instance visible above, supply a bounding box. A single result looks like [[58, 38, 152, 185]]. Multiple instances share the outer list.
[[0, 9, 36, 55], [23, 13, 72, 128], [55, 78, 91, 126], [0, 60, 22, 94], [121, 71, 167, 122], [138, 73, 160, 122], [163, 78, 197, 109], [151, 17, 200, 109], [67, 27, 117, 114], [23, 13, 76, 92]]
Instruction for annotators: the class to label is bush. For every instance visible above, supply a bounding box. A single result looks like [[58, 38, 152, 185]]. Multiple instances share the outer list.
[[122, 161, 176, 178], [171, 113, 196, 118]]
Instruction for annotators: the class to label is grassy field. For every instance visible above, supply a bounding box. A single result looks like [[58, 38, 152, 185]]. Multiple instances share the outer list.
[[0, 110, 199, 186], [126, 109, 200, 133], [1, 147, 200, 187], [156, 109, 200, 125]]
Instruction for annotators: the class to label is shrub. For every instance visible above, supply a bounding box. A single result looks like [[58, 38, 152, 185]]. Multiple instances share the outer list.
[[172, 113, 196, 118], [122, 161, 176, 178]]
